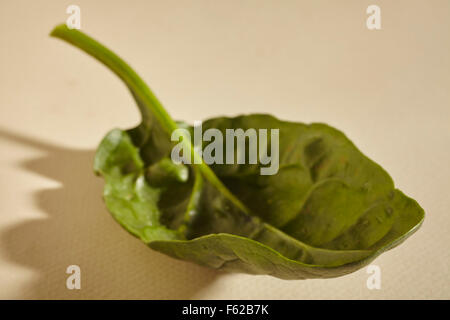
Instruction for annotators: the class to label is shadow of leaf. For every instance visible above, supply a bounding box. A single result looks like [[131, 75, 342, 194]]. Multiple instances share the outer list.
[[0, 129, 219, 299]]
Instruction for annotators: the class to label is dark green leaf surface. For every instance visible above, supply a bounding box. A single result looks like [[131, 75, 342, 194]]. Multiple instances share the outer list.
[[52, 24, 424, 279]]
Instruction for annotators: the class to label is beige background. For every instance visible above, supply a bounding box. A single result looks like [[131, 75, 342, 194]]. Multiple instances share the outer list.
[[0, 0, 449, 299]]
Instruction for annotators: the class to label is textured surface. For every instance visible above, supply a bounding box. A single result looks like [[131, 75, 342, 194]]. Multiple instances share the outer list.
[[0, 0, 449, 298]]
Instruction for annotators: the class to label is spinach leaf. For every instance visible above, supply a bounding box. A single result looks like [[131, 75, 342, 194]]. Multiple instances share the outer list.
[[51, 24, 424, 279]]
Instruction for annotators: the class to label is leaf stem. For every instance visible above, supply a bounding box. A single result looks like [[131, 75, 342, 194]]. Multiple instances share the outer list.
[[50, 24, 250, 214]]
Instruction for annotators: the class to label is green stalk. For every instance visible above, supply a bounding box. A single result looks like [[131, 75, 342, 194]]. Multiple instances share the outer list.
[[50, 24, 249, 214]]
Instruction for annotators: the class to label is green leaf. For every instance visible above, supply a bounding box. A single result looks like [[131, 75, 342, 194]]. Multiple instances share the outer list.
[[51, 24, 424, 279]]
